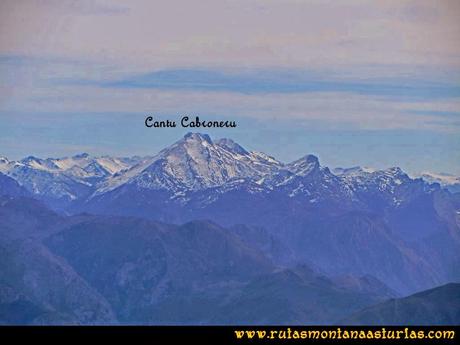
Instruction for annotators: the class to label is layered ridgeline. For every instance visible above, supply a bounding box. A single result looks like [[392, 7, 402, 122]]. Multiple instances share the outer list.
[[0, 153, 142, 210], [1, 133, 460, 297], [2, 195, 458, 325], [0, 195, 398, 325], [340, 283, 460, 325]]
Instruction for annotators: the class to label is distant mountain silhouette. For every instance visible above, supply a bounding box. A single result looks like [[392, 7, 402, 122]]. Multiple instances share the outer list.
[[1, 133, 459, 324], [0, 195, 395, 324], [340, 283, 460, 325]]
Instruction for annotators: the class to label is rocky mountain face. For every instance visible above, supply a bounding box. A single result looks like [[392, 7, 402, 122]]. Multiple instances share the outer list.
[[0, 172, 31, 198], [0, 133, 453, 214], [1, 133, 459, 303], [0, 153, 142, 210]]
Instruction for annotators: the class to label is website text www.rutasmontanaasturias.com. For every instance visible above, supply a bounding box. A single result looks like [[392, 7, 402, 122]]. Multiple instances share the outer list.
[[233, 327, 456, 341]]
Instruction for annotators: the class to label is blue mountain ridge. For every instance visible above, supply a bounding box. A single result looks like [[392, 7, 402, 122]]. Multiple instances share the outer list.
[[0, 133, 459, 324]]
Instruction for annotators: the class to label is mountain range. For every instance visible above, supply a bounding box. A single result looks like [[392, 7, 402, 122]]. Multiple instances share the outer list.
[[0, 195, 402, 325], [340, 283, 460, 325], [1, 132, 459, 324], [2, 132, 458, 211]]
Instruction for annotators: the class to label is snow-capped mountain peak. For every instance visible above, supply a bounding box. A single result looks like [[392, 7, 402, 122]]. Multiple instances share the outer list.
[[0, 156, 11, 173], [19, 156, 59, 171], [215, 138, 249, 155], [135, 133, 281, 191], [287, 154, 320, 176], [94, 133, 283, 196], [1, 133, 453, 210], [183, 132, 212, 144], [0, 152, 143, 208]]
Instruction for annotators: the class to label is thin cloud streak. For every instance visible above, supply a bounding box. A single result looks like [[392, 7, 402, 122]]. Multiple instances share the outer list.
[[95, 69, 460, 100], [0, 0, 459, 173]]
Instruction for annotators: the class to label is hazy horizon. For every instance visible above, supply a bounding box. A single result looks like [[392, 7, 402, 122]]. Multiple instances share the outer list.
[[1, 0, 459, 175], [1, 129, 458, 177]]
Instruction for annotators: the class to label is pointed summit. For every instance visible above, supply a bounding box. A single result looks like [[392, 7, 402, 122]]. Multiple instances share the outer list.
[[96, 133, 282, 194], [183, 132, 212, 144], [288, 154, 320, 176], [385, 167, 405, 176], [21, 155, 41, 163], [216, 138, 249, 155]]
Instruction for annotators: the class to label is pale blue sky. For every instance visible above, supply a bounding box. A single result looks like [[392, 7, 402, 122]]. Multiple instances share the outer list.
[[0, 0, 459, 174]]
